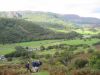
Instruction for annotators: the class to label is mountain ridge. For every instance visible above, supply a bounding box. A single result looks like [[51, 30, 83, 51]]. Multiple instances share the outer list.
[[0, 11, 100, 26]]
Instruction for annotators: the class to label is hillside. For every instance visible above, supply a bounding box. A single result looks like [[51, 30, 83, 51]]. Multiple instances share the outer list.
[[0, 11, 75, 32], [0, 11, 100, 26], [0, 18, 82, 44], [0, 11, 100, 44], [19, 11, 76, 32], [22, 12, 100, 28], [0, 18, 55, 44], [0, 18, 49, 43], [62, 14, 100, 27], [0, 12, 100, 75]]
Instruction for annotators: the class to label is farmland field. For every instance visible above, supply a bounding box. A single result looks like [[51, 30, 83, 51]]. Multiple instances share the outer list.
[[0, 39, 100, 55], [75, 29, 100, 34]]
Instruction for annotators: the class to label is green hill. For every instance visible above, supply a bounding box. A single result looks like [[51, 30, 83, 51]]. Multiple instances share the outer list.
[[0, 18, 82, 44], [1, 11, 100, 29], [0, 11, 86, 44], [25, 12, 74, 31], [0, 11, 75, 32], [0, 18, 53, 44]]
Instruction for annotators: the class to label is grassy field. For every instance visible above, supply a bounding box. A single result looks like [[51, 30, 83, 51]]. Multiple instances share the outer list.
[[33, 71, 49, 75], [75, 29, 100, 35], [0, 39, 100, 55], [60, 39, 100, 45], [0, 40, 59, 55]]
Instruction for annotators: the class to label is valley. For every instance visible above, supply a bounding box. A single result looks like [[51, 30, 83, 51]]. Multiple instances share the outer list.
[[0, 11, 100, 75]]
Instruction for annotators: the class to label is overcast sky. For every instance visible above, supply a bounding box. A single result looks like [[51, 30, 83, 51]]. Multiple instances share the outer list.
[[0, 0, 100, 18]]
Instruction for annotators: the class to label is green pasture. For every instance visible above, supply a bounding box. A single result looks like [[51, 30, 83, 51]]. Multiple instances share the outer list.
[[60, 39, 100, 45], [0, 40, 61, 55], [75, 29, 100, 35], [0, 39, 100, 55]]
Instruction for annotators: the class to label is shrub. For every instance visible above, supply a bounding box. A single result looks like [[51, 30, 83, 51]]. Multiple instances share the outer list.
[[5, 46, 35, 58], [40, 45, 45, 50], [7, 57, 13, 61], [74, 59, 88, 69], [54, 51, 60, 57], [87, 48, 94, 53], [45, 54, 51, 59], [59, 51, 73, 65], [89, 52, 100, 69], [72, 68, 100, 75]]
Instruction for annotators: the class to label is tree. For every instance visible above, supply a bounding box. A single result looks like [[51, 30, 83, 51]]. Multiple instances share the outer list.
[[65, 31, 82, 39], [5, 46, 35, 59]]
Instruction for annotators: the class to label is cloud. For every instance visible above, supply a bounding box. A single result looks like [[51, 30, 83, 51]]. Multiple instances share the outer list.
[[0, 0, 100, 18], [93, 8, 100, 13]]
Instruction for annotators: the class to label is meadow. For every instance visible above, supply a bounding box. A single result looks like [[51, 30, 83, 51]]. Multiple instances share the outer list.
[[0, 38, 100, 55], [0, 39, 100, 75]]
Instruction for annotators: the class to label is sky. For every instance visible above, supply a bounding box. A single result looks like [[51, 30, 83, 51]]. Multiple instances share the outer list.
[[0, 0, 100, 18]]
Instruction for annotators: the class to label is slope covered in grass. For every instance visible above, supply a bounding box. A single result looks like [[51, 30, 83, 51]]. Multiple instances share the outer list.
[[0, 11, 75, 32], [0, 18, 55, 44], [21, 11, 75, 32]]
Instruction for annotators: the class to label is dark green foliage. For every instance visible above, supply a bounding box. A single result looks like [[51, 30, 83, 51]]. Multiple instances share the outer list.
[[65, 31, 82, 39], [0, 18, 43, 44], [59, 51, 73, 66], [92, 33, 100, 39], [5, 51, 15, 58], [46, 45, 59, 50], [93, 41, 100, 45], [89, 52, 100, 69], [7, 57, 13, 61], [74, 59, 88, 69], [54, 51, 60, 57], [45, 54, 51, 59], [40, 45, 45, 51], [68, 45, 77, 51], [87, 48, 94, 53], [5, 46, 35, 58], [0, 18, 82, 44], [46, 44, 89, 51]]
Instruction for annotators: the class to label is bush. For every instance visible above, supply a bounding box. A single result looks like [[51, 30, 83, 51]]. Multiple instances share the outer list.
[[72, 68, 100, 75], [87, 48, 94, 53], [54, 51, 60, 57], [89, 52, 100, 69], [45, 54, 51, 59], [7, 57, 13, 61], [65, 31, 82, 39], [59, 51, 73, 65], [40, 45, 45, 51], [74, 59, 88, 69], [5, 46, 35, 58]]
